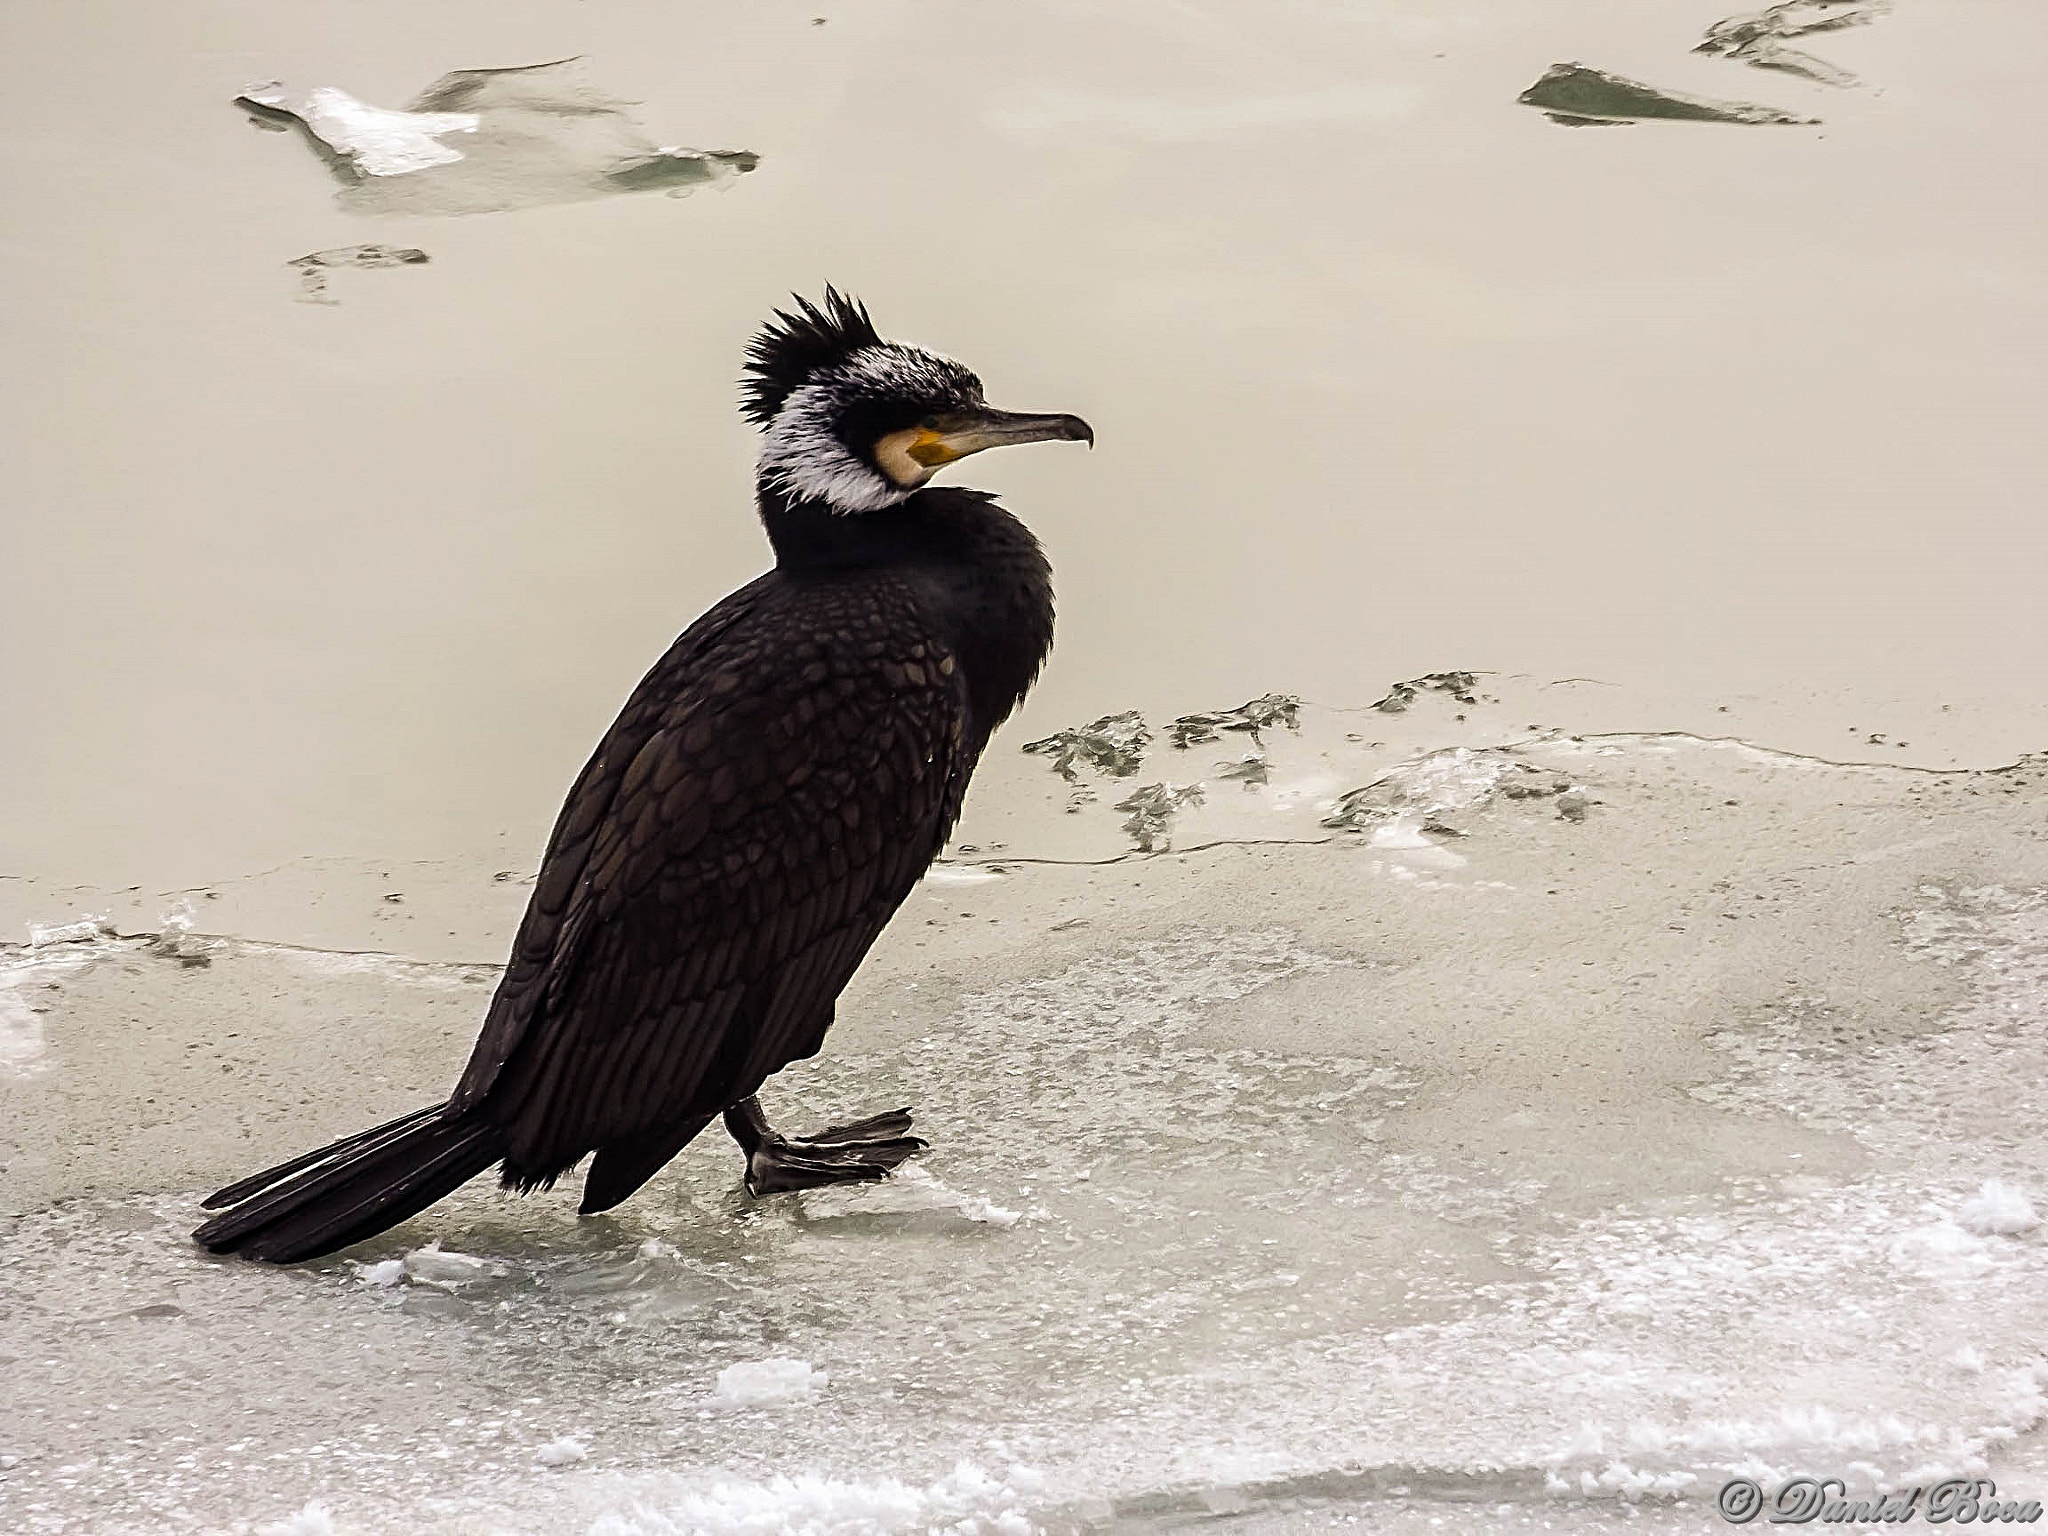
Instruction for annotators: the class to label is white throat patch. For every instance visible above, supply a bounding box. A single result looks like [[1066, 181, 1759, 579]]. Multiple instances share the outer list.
[[757, 344, 977, 515], [758, 380, 907, 514]]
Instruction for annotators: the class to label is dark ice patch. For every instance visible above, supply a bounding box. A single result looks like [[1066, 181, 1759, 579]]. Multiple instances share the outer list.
[[1214, 753, 1270, 787], [1519, 63, 1819, 125], [1697, 0, 1890, 86], [1167, 693, 1301, 750], [1023, 712, 1152, 782], [1114, 783, 1205, 853], [1372, 672, 1483, 713], [288, 244, 429, 304]]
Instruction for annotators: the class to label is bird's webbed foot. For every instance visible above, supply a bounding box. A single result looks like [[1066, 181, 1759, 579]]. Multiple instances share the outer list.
[[723, 1097, 927, 1197]]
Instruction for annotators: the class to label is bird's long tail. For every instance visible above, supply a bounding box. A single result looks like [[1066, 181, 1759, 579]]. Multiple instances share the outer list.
[[193, 1102, 505, 1264]]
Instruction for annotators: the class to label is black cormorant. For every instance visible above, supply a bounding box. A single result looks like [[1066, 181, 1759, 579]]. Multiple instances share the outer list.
[[194, 289, 1091, 1263]]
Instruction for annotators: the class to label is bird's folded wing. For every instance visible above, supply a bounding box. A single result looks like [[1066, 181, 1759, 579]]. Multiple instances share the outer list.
[[445, 574, 968, 1167]]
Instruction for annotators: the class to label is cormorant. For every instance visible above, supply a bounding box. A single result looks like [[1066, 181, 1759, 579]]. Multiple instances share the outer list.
[[194, 289, 1090, 1263]]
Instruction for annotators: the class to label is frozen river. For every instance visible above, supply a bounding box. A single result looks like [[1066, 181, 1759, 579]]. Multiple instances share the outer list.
[[3, 0, 2046, 1531]]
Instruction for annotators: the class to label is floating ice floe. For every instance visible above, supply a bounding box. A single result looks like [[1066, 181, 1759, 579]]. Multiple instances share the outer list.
[[236, 59, 759, 217], [715, 1357, 826, 1406]]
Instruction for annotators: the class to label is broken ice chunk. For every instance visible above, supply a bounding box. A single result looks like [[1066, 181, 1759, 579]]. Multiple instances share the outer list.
[[923, 863, 1004, 885], [27, 914, 115, 947], [1519, 63, 1819, 125], [353, 1258, 407, 1287], [401, 1240, 494, 1286], [236, 59, 759, 217], [148, 900, 223, 966], [715, 1357, 825, 1405]]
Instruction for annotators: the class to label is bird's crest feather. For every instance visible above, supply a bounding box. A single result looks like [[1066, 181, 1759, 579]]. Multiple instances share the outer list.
[[740, 287, 883, 427]]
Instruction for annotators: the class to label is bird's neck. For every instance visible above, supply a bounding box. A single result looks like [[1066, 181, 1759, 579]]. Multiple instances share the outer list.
[[757, 483, 1055, 742]]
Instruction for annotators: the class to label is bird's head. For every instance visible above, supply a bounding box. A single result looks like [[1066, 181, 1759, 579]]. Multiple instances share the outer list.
[[742, 287, 1092, 514]]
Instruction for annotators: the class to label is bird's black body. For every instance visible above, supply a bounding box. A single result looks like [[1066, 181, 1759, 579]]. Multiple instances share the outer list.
[[195, 291, 1086, 1262]]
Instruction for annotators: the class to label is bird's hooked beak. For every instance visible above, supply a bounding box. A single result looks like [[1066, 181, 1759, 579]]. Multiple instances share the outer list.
[[911, 407, 1094, 465], [876, 407, 1093, 488]]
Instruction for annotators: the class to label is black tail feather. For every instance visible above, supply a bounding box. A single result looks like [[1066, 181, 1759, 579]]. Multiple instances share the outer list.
[[194, 1102, 505, 1264], [201, 1102, 445, 1209]]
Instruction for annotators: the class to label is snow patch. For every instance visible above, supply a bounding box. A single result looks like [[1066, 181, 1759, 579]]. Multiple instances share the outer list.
[[0, 932, 107, 1077], [1957, 1179, 2039, 1237], [587, 1461, 1045, 1536], [0, 986, 48, 1077], [254, 1500, 337, 1536], [1887, 1219, 1998, 1282], [536, 1436, 589, 1467], [715, 1358, 825, 1406]]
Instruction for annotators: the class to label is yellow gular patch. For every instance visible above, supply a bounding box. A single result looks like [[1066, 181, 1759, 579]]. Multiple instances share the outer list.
[[873, 427, 950, 488], [906, 429, 958, 466]]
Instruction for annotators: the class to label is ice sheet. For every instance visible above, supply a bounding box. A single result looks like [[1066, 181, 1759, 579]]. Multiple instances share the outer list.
[[5, 726, 2047, 1533]]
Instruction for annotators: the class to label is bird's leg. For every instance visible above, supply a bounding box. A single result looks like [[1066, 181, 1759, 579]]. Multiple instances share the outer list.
[[722, 1095, 927, 1197]]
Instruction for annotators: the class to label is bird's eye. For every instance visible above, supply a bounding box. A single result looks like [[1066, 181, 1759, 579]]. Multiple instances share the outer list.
[[918, 415, 941, 431]]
